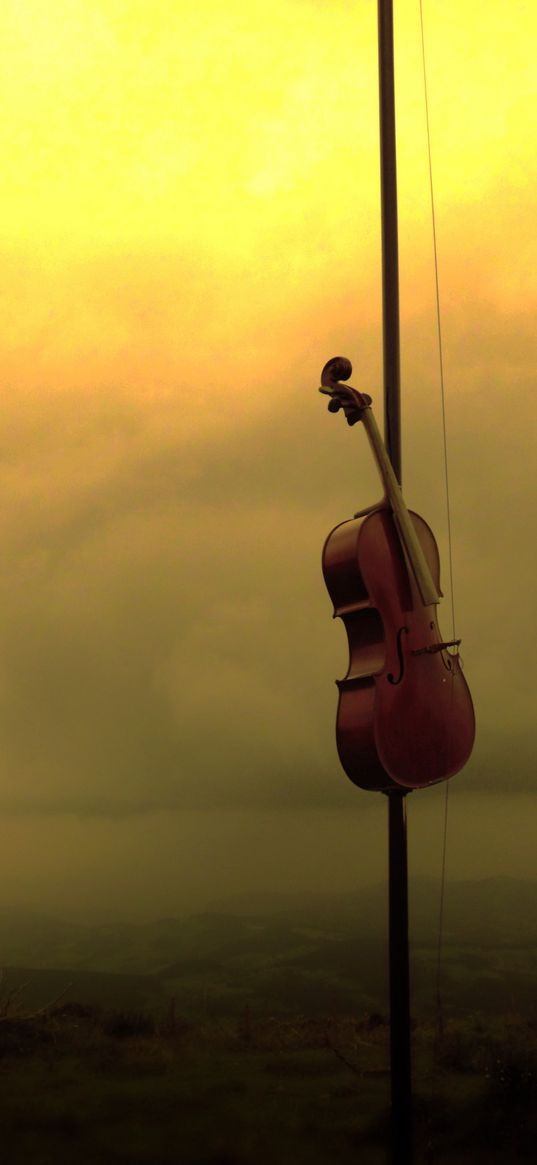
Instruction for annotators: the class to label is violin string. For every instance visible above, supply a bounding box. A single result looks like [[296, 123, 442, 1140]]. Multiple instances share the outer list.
[[418, 0, 452, 1043], [418, 0, 456, 644]]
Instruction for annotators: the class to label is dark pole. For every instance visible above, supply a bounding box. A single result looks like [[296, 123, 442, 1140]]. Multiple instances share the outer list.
[[378, 0, 401, 482], [387, 790, 413, 1163], [378, 2, 413, 1162]]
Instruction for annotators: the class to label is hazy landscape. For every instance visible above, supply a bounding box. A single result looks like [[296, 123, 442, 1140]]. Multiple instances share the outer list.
[[3, 875, 537, 1019], [2, 876, 537, 1162]]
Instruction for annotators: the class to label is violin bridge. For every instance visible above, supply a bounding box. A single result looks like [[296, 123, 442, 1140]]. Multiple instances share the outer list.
[[411, 638, 461, 657]]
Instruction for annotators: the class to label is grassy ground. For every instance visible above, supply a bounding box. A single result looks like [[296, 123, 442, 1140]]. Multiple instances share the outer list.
[[1, 1006, 537, 1164]]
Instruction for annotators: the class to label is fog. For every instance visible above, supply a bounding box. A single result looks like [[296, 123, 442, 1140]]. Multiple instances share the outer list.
[[0, 0, 535, 920]]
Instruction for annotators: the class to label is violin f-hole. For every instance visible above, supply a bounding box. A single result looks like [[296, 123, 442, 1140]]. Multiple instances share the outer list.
[[387, 625, 409, 686]]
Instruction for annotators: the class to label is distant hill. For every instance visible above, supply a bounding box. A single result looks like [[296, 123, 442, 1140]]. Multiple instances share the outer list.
[[1, 877, 536, 1019], [1, 877, 537, 973], [208, 876, 537, 945]]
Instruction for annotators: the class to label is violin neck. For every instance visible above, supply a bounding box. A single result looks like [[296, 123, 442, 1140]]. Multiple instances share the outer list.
[[361, 407, 441, 607]]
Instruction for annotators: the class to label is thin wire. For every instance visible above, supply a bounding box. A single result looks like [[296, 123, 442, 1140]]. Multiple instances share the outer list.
[[418, 0, 456, 643], [418, 0, 453, 1043], [434, 782, 449, 1039]]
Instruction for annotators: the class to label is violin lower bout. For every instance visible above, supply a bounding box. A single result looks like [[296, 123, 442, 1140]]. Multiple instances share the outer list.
[[323, 509, 475, 791]]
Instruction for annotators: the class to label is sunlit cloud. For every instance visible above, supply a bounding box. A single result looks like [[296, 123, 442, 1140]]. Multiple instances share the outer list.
[[0, 0, 535, 914]]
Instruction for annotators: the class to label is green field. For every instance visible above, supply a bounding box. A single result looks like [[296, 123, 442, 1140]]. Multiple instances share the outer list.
[[1, 878, 537, 1162], [1, 1007, 536, 1163]]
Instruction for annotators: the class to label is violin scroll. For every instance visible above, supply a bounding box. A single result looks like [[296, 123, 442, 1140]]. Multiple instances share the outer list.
[[321, 355, 353, 385], [319, 356, 372, 426]]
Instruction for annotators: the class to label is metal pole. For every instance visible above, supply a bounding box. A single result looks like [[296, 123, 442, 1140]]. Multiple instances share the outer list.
[[387, 790, 413, 1164], [378, 0, 401, 483], [378, 2, 413, 1161]]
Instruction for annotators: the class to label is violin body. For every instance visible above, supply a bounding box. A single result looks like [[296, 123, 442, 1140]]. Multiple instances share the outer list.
[[322, 506, 475, 790]]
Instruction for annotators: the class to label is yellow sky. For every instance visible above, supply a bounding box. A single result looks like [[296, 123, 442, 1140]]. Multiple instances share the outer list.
[[2, 1, 535, 261], [0, 0, 534, 436], [0, 0, 533, 453], [0, 1, 536, 913]]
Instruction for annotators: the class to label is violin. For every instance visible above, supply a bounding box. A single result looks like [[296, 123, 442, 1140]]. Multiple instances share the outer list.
[[319, 356, 475, 791]]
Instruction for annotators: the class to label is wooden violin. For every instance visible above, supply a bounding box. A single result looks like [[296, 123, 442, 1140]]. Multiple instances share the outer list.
[[320, 356, 475, 791]]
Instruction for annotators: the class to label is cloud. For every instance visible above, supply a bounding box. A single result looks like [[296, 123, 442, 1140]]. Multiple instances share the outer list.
[[0, 264, 535, 819]]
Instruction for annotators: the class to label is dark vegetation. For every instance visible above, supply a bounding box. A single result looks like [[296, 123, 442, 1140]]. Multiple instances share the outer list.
[[1, 877, 536, 1163]]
